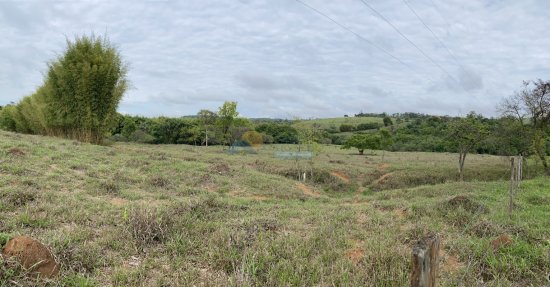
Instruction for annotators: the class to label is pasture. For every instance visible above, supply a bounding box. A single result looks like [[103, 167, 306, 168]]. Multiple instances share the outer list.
[[0, 130, 549, 286]]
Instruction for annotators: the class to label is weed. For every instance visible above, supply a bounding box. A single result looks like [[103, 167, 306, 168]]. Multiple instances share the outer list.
[[125, 207, 173, 246]]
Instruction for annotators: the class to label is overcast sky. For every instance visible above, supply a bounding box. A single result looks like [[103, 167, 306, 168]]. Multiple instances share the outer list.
[[1, 0, 549, 118]]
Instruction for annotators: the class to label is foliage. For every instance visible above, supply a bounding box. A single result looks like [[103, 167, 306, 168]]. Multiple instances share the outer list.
[[45, 35, 128, 143], [500, 79, 550, 174], [0, 35, 127, 144], [341, 133, 381, 155], [383, 116, 393, 127], [217, 101, 239, 146], [356, 122, 381, 131], [242, 130, 263, 147], [255, 122, 298, 144], [447, 112, 488, 180], [339, 124, 355, 132], [0, 105, 17, 131]]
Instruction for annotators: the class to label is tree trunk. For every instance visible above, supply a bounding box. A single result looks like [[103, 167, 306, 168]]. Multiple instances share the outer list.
[[359, 149, 364, 155], [205, 129, 208, 147]]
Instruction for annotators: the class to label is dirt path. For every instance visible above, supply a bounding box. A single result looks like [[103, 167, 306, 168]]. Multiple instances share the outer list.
[[330, 171, 350, 183], [374, 172, 393, 185], [296, 183, 320, 197]]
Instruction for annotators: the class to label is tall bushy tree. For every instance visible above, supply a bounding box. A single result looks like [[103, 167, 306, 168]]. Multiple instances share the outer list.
[[447, 112, 488, 181], [500, 80, 550, 175], [342, 133, 381, 155], [45, 35, 128, 143], [217, 101, 239, 146]]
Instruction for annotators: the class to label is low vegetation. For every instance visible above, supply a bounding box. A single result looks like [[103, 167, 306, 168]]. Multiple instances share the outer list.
[[0, 130, 548, 286]]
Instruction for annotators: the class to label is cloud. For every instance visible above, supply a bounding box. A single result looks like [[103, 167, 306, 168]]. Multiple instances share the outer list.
[[1, 0, 549, 118]]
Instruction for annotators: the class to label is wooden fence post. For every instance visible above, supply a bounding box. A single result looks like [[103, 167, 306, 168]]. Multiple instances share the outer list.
[[509, 157, 515, 216], [411, 234, 440, 287]]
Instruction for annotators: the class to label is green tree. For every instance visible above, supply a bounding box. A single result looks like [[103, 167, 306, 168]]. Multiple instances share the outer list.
[[45, 35, 128, 144], [383, 116, 393, 127], [342, 133, 381, 155], [121, 116, 137, 139], [447, 112, 488, 181], [0, 105, 17, 131], [217, 101, 239, 146], [500, 80, 550, 175], [197, 109, 218, 146]]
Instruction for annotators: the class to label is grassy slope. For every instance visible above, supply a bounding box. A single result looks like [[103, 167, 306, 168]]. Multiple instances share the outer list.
[[0, 131, 549, 286], [291, 116, 383, 130]]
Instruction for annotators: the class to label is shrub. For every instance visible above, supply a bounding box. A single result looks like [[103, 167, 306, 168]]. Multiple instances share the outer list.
[[242, 130, 263, 147], [339, 124, 355, 132], [0, 105, 17, 131], [126, 207, 173, 246], [356, 122, 381, 131], [44, 35, 128, 144]]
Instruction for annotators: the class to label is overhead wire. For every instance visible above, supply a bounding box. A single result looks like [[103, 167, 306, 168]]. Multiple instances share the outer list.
[[357, 0, 456, 81], [401, 0, 470, 77], [294, 0, 437, 83]]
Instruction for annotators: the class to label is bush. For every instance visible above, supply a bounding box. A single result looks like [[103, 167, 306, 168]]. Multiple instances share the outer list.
[[356, 122, 381, 131], [339, 124, 355, 132], [130, 129, 155, 144], [126, 207, 173, 246], [0, 105, 17, 131], [242, 130, 263, 147], [1, 35, 128, 144]]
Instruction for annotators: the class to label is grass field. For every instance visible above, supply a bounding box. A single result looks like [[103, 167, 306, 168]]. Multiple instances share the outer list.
[[0, 130, 549, 286], [292, 116, 383, 130]]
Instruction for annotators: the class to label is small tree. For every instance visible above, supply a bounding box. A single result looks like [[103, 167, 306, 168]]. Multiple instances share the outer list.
[[342, 133, 381, 155], [447, 112, 487, 181], [379, 129, 393, 160], [197, 109, 217, 146], [242, 130, 263, 147], [500, 80, 550, 175], [383, 116, 393, 127], [217, 101, 239, 146]]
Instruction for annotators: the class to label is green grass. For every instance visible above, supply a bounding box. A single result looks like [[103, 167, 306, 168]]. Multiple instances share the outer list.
[[0, 130, 548, 286], [292, 116, 383, 130]]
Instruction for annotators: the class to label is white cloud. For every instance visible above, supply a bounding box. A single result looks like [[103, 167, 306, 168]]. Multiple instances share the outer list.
[[1, 0, 549, 118]]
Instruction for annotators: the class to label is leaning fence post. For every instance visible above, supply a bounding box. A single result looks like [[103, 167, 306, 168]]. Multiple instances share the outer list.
[[411, 234, 440, 287]]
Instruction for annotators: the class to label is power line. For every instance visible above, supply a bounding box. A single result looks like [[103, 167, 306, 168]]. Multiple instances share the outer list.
[[357, 0, 456, 82], [401, 0, 468, 76], [294, 0, 433, 81]]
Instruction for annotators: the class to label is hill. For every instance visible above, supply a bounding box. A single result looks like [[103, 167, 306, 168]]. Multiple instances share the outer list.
[[0, 131, 548, 286]]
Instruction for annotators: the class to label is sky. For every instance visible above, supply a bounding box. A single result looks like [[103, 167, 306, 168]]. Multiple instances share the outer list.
[[1, 0, 549, 119]]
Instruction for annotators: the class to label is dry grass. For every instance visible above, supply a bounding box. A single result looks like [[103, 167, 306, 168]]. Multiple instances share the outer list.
[[0, 130, 548, 286]]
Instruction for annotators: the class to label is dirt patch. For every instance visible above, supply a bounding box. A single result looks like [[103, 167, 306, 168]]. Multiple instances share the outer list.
[[394, 207, 408, 219], [374, 172, 393, 185], [296, 183, 320, 197], [7, 147, 25, 157], [211, 163, 231, 175], [111, 198, 129, 206], [330, 171, 350, 183], [345, 248, 365, 264], [377, 163, 390, 171], [440, 249, 464, 273], [491, 234, 513, 250], [2, 236, 60, 278]]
